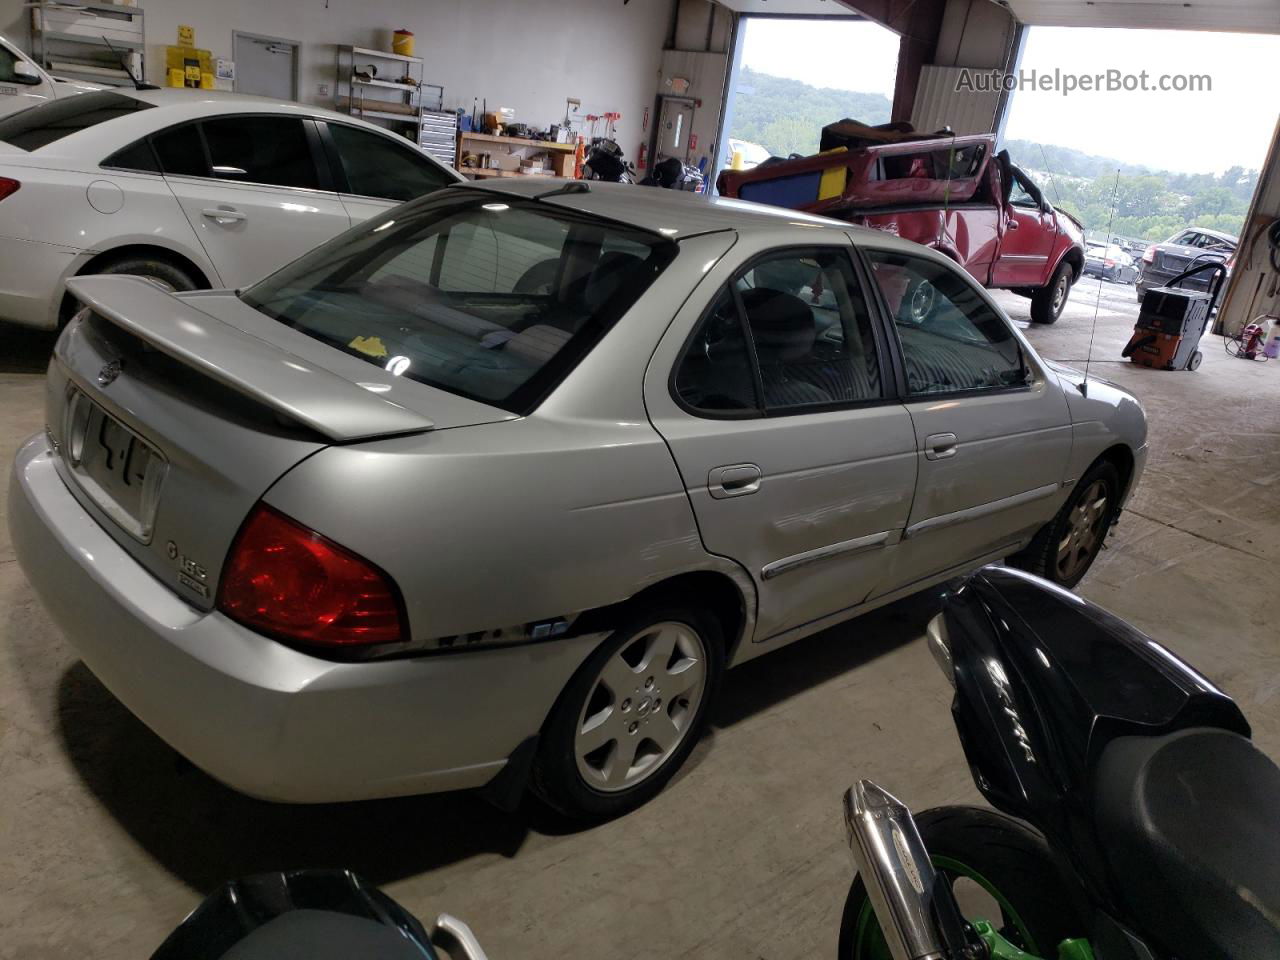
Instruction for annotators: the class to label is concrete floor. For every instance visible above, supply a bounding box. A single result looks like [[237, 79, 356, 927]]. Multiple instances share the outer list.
[[2, 275, 1278, 958]]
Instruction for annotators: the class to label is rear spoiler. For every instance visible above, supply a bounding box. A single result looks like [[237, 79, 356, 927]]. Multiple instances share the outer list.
[[65, 275, 434, 442]]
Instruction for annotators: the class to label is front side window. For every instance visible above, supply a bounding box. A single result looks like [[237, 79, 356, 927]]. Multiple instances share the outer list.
[[242, 194, 676, 413], [675, 248, 883, 415], [1009, 170, 1040, 209], [200, 116, 319, 189], [327, 123, 453, 202], [0, 91, 152, 151], [0, 45, 19, 83], [866, 250, 1027, 397]]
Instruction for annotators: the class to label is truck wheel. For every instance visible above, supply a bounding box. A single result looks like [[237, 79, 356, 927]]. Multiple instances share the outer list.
[[1030, 263, 1072, 324]]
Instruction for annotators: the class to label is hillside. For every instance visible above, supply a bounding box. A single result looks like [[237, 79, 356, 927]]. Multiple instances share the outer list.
[[726, 67, 892, 158]]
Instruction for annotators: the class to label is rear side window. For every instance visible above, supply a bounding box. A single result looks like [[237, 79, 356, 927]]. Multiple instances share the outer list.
[[676, 248, 884, 415], [152, 124, 206, 176], [327, 123, 453, 201], [241, 193, 677, 414], [0, 91, 152, 151], [201, 116, 319, 189], [102, 139, 160, 173]]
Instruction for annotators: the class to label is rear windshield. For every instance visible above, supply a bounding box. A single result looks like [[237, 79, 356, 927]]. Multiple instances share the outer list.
[[242, 192, 678, 414], [0, 91, 152, 151]]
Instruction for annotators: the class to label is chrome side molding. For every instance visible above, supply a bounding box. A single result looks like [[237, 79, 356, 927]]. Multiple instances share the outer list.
[[761, 530, 891, 581]]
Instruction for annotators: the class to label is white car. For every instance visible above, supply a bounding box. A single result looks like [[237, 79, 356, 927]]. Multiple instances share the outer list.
[[0, 88, 461, 330], [0, 32, 101, 120]]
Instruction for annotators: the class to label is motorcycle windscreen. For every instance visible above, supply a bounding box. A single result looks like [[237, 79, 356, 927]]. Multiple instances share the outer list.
[[942, 565, 1248, 833]]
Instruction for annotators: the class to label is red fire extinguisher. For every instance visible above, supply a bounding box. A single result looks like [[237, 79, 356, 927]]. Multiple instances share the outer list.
[[637, 142, 648, 170]]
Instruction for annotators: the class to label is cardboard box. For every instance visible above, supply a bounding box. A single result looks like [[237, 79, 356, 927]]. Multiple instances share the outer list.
[[490, 152, 521, 172]]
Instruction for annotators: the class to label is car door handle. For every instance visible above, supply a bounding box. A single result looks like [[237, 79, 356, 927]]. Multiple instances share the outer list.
[[708, 463, 762, 499], [924, 433, 959, 460], [201, 206, 247, 224]]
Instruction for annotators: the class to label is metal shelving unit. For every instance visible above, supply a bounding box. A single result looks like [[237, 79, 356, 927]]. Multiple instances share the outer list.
[[28, 1, 145, 88], [334, 44, 457, 168]]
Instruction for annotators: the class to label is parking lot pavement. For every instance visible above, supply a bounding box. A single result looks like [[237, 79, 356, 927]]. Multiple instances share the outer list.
[[2, 273, 1279, 959]]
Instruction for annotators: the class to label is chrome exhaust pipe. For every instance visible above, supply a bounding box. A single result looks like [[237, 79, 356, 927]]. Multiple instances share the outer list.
[[843, 779, 947, 960]]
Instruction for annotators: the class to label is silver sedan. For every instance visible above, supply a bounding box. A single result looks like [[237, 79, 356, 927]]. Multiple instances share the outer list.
[[9, 179, 1147, 819]]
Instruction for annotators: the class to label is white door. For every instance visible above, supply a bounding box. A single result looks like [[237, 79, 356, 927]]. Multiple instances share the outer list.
[[154, 115, 350, 288], [0, 40, 57, 119], [232, 33, 298, 101]]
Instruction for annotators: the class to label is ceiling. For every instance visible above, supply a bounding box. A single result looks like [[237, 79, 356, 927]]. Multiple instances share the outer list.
[[1000, 0, 1280, 34], [714, 0, 864, 16]]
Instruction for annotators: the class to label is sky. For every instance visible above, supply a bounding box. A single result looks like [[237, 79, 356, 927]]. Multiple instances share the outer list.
[[741, 19, 1279, 176], [740, 18, 899, 99]]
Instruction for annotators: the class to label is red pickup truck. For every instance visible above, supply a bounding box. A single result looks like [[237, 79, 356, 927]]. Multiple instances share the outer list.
[[717, 133, 1085, 324]]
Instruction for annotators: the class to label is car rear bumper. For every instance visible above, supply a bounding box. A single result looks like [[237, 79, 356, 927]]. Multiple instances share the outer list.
[[9, 435, 603, 802], [0, 235, 81, 330]]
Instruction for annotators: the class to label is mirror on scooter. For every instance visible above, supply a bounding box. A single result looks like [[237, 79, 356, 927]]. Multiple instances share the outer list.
[[149, 869, 487, 960]]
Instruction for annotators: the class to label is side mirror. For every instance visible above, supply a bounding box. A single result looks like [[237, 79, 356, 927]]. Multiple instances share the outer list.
[[11, 60, 44, 85]]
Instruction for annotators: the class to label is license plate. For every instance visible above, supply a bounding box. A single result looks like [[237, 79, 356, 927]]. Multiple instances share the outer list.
[[63, 390, 167, 542]]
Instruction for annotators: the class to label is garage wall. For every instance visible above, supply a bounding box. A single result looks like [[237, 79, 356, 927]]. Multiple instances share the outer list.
[[0, 0, 670, 152]]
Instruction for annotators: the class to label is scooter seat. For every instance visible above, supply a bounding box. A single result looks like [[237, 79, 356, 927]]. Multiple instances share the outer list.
[[1094, 728, 1280, 960]]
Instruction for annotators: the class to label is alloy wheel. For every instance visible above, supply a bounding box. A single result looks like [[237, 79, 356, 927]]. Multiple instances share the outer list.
[[1055, 480, 1109, 581], [573, 621, 707, 793], [1051, 273, 1068, 313]]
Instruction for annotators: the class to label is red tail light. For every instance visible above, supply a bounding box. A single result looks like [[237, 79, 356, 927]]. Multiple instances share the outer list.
[[0, 178, 20, 202], [218, 505, 406, 648], [1104, 259, 1115, 267], [1142, 244, 1156, 263]]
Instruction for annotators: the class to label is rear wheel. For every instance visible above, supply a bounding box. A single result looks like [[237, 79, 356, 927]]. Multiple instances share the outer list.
[[531, 603, 724, 819], [88, 253, 201, 294], [1010, 459, 1120, 588], [1188, 350, 1204, 371], [838, 806, 1087, 960], [1030, 262, 1072, 324]]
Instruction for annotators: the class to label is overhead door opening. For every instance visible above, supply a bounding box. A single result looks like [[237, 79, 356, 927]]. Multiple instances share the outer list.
[[1000, 25, 1280, 299], [717, 16, 899, 179]]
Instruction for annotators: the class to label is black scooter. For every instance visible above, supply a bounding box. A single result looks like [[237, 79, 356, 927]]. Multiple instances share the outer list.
[[150, 869, 487, 960], [840, 565, 1280, 960]]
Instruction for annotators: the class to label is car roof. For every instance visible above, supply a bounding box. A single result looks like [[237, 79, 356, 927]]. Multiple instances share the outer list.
[[9, 87, 430, 161], [452, 178, 863, 240], [1190, 227, 1238, 242]]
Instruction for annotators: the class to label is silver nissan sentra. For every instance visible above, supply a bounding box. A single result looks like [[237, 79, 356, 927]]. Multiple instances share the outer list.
[[9, 179, 1147, 818]]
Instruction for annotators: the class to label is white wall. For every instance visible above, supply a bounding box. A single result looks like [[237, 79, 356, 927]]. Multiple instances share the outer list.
[[0, 0, 670, 153]]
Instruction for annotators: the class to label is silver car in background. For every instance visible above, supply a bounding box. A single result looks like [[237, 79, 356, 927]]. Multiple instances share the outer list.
[[9, 180, 1147, 819]]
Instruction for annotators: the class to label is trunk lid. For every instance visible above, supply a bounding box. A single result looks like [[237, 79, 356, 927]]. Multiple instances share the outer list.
[[48, 276, 509, 609]]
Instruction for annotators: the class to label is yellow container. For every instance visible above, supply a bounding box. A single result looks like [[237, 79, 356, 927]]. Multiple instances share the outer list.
[[392, 29, 415, 57]]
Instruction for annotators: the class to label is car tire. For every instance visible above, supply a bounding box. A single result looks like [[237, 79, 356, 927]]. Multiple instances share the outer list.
[[838, 807, 1088, 960], [530, 603, 725, 820], [1030, 262, 1072, 324], [89, 254, 202, 294], [1009, 459, 1121, 588]]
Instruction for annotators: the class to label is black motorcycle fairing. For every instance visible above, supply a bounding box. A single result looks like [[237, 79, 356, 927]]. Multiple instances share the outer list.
[[1095, 728, 1280, 960], [943, 566, 1248, 900], [149, 870, 437, 960]]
